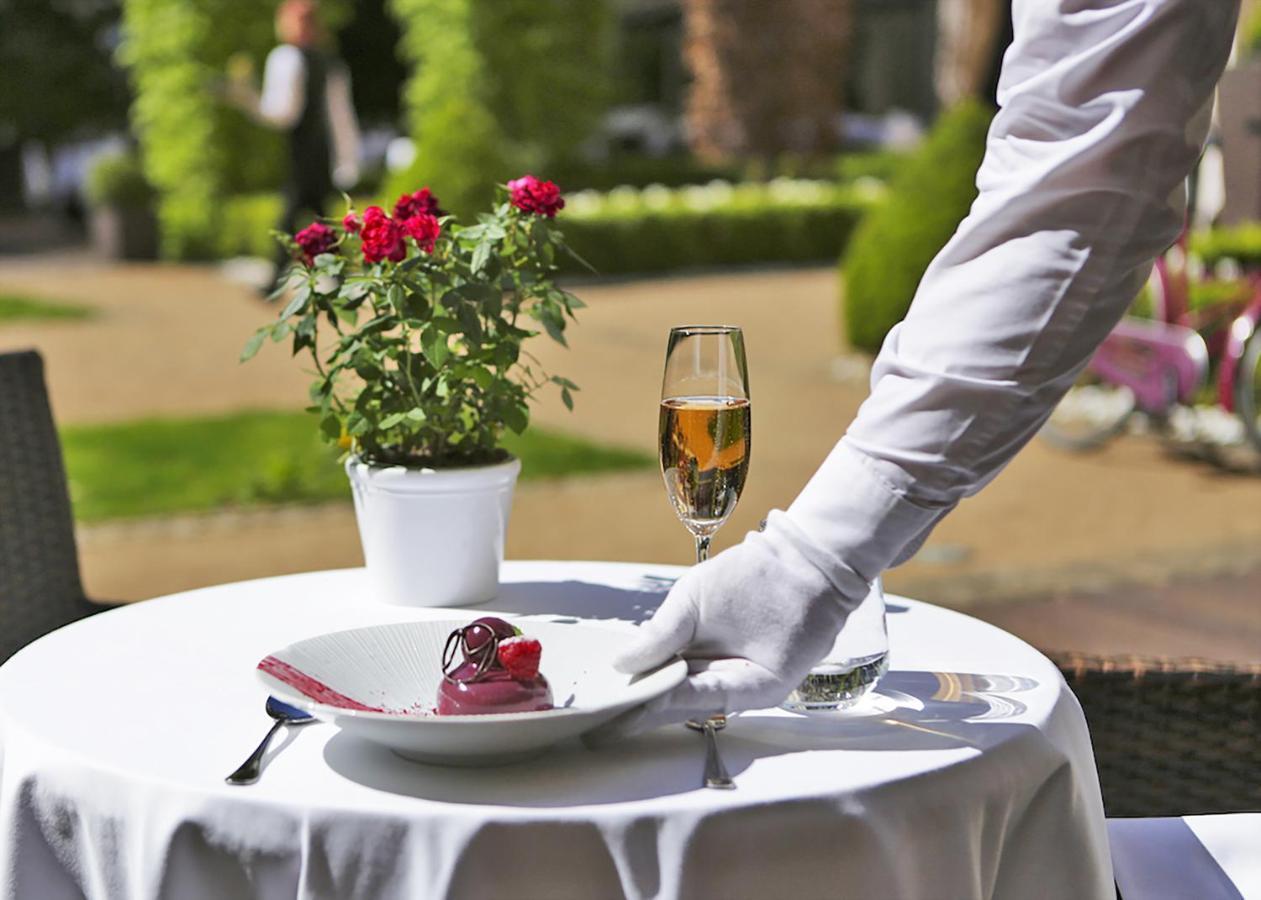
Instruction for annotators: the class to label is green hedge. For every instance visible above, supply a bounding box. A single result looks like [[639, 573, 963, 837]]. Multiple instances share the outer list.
[[840, 102, 993, 353], [559, 180, 877, 275], [120, 0, 349, 259], [218, 179, 877, 275], [388, 0, 612, 217], [85, 150, 155, 209], [1192, 223, 1261, 271]]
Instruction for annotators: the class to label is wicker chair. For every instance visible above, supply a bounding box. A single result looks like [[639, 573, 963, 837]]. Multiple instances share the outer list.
[[0, 349, 103, 664], [1051, 651, 1261, 817]]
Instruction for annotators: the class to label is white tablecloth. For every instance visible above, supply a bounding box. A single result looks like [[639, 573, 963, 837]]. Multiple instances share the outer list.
[[0, 562, 1112, 900]]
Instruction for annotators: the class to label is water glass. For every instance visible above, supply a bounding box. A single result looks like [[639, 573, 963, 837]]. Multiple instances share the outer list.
[[780, 577, 888, 712]]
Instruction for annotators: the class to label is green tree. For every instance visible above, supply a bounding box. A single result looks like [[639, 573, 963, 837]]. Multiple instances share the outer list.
[[841, 101, 993, 354], [0, 0, 129, 144], [388, 0, 613, 216]]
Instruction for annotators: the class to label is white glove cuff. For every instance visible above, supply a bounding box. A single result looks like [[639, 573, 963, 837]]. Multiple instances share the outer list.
[[760, 510, 870, 614], [785, 440, 949, 583]]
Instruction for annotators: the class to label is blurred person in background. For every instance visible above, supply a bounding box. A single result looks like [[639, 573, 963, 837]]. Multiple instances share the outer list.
[[228, 0, 360, 288]]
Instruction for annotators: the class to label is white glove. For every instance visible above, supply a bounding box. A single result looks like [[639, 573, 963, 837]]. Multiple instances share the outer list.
[[589, 510, 868, 740]]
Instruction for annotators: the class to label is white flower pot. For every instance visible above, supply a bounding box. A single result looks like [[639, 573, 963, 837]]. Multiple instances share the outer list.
[[345, 455, 521, 607]]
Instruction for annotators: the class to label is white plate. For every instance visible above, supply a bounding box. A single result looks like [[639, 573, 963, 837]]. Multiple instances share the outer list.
[[255, 619, 686, 766]]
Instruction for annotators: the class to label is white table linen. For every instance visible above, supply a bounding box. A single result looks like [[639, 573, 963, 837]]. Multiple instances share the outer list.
[[0, 562, 1111, 899]]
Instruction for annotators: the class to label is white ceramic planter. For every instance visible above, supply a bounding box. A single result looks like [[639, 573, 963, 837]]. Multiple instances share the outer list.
[[345, 455, 521, 607]]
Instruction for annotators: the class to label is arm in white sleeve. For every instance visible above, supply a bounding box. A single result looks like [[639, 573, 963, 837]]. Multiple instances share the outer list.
[[256, 44, 305, 130], [788, 0, 1239, 591], [327, 64, 362, 190]]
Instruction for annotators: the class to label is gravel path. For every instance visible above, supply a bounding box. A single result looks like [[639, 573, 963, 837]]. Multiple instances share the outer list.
[[3, 256, 1258, 661]]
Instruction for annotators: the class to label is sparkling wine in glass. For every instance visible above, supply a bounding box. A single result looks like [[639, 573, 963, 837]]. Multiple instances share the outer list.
[[659, 326, 750, 563]]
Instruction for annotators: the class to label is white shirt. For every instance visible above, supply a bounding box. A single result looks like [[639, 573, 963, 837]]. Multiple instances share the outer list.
[[256, 44, 361, 190], [786, 0, 1241, 603]]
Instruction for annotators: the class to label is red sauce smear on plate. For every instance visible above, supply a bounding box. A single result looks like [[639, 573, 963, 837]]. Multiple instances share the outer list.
[[258, 656, 384, 712]]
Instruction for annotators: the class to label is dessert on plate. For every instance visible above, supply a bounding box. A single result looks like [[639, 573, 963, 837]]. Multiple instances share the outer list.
[[437, 617, 553, 715]]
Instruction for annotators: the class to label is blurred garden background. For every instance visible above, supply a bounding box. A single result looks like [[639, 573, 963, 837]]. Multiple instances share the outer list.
[[3, 0, 1261, 661]]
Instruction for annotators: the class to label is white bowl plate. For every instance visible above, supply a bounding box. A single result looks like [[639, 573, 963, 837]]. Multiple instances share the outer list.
[[256, 619, 686, 766]]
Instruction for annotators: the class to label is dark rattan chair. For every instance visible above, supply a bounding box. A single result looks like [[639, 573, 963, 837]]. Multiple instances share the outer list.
[[1051, 651, 1261, 817], [0, 349, 103, 664]]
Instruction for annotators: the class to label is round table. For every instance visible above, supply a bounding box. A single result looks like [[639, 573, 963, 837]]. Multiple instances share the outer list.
[[0, 562, 1112, 900]]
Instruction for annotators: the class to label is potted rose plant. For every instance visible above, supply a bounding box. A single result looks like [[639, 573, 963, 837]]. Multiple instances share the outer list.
[[242, 176, 584, 606]]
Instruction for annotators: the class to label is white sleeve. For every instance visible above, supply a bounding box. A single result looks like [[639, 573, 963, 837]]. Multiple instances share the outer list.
[[784, 0, 1239, 595], [258, 44, 305, 130], [327, 64, 362, 190]]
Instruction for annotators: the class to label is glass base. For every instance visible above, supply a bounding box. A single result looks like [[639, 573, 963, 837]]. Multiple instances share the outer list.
[[780, 652, 889, 712]]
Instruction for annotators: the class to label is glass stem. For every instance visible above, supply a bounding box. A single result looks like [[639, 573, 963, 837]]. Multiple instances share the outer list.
[[694, 534, 712, 564]]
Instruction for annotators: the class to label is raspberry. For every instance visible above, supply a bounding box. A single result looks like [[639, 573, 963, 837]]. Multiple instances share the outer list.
[[497, 636, 542, 681]]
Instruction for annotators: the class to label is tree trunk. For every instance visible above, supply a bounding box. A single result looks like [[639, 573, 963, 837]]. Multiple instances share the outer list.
[[683, 0, 854, 165], [934, 0, 1006, 108]]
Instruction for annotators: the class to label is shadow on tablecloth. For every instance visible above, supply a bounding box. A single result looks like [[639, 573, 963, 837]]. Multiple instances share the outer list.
[[321, 669, 1043, 808]]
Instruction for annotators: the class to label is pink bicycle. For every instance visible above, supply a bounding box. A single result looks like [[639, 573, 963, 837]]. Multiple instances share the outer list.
[[1042, 239, 1261, 458]]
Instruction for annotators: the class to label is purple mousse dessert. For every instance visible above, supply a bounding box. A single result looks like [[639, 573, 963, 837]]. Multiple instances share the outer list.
[[436, 617, 553, 715]]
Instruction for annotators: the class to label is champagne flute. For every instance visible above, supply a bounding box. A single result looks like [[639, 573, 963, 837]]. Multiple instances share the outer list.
[[659, 325, 751, 564]]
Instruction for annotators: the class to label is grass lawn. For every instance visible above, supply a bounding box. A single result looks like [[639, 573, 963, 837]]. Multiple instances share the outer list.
[[0, 292, 94, 322], [61, 410, 653, 523]]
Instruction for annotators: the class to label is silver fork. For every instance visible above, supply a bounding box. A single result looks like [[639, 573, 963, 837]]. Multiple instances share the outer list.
[[225, 697, 316, 785]]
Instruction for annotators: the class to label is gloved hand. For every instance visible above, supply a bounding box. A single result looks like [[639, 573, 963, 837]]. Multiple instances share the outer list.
[[588, 510, 869, 741]]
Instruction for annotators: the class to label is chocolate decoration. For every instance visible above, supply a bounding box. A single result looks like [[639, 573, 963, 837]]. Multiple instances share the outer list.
[[441, 625, 501, 685]]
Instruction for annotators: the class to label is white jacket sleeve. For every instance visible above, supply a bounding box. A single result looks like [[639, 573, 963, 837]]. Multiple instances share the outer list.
[[257, 44, 305, 130], [327, 64, 362, 190], [786, 0, 1240, 597]]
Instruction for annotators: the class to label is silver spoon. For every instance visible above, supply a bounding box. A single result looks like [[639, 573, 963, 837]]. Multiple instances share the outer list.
[[686, 715, 734, 789], [226, 697, 316, 786]]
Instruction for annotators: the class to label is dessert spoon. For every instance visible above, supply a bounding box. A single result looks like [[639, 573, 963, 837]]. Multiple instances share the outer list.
[[686, 715, 734, 789], [226, 696, 316, 785]]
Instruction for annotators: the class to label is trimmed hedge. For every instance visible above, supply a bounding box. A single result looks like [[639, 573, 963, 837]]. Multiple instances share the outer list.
[[219, 192, 284, 259], [1192, 223, 1261, 271], [218, 179, 877, 275], [559, 180, 878, 275], [85, 151, 155, 209], [121, 0, 351, 259], [388, 0, 612, 217], [840, 102, 993, 353]]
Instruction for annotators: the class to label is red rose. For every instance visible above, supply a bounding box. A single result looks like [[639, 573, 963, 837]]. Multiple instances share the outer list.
[[393, 187, 444, 220], [404, 213, 441, 253], [360, 209, 407, 264], [508, 175, 564, 218], [342, 212, 361, 234], [294, 221, 336, 264]]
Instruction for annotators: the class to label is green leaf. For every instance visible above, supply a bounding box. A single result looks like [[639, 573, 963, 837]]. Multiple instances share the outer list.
[[503, 402, 529, 435], [471, 240, 492, 274], [379, 412, 407, 429], [406, 408, 427, 422], [561, 387, 574, 411], [240, 329, 267, 363], [550, 375, 579, 390], [457, 304, 482, 343], [423, 330, 450, 368], [540, 308, 567, 347], [320, 413, 342, 440], [339, 281, 370, 302], [280, 286, 311, 320]]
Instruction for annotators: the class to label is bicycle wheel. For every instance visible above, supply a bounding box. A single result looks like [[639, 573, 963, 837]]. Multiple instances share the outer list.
[[1235, 323, 1261, 455], [1040, 379, 1136, 452]]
